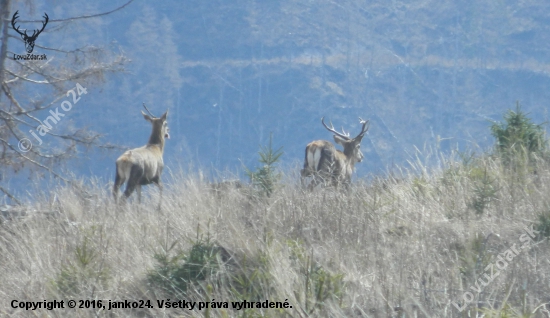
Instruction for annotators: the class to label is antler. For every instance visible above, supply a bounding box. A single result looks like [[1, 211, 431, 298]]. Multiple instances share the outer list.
[[142, 103, 156, 118], [356, 117, 370, 138], [32, 13, 49, 38], [11, 11, 26, 37], [321, 117, 351, 140]]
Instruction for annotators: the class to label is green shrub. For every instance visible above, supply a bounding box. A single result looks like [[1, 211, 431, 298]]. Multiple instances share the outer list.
[[147, 235, 219, 296], [52, 226, 110, 297], [245, 133, 283, 197], [288, 240, 345, 315], [491, 103, 547, 165], [469, 168, 499, 215], [303, 264, 345, 314], [227, 239, 346, 316], [458, 233, 493, 282], [229, 249, 274, 302], [536, 208, 550, 241]]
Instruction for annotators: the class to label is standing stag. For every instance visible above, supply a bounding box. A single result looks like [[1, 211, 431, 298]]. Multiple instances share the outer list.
[[113, 104, 170, 207], [301, 117, 369, 189]]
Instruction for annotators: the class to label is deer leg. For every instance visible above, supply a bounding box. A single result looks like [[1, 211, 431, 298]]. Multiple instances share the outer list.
[[136, 185, 142, 204], [156, 182, 163, 210], [307, 174, 320, 191], [343, 174, 352, 190], [307, 179, 316, 191], [113, 172, 123, 203], [301, 147, 311, 188], [150, 176, 163, 210], [331, 175, 339, 188], [300, 167, 311, 188], [124, 165, 144, 201], [343, 182, 351, 191], [123, 181, 137, 200]]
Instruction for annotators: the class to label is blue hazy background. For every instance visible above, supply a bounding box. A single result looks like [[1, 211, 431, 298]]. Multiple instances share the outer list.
[[4, 0, 550, 197]]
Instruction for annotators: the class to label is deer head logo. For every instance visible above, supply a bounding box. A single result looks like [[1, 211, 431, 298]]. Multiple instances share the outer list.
[[11, 11, 49, 54]]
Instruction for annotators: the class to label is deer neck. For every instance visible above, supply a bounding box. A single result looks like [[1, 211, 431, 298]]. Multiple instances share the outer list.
[[346, 159, 356, 172], [147, 129, 165, 152], [342, 149, 357, 168]]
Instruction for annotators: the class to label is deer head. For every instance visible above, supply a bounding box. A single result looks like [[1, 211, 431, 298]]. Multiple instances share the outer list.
[[142, 103, 170, 146], [321, 117, 369, 165]]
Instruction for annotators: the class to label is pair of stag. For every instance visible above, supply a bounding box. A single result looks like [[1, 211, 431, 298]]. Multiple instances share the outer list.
[[112, 105, 369, 205]]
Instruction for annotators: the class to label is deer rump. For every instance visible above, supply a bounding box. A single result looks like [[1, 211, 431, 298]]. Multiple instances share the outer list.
[[304, 141, 350, 184], [115, 146, 164, 188]]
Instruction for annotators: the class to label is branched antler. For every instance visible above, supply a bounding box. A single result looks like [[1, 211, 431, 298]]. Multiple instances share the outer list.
[[357, 117, 370, 138], [321, 117, 351, 140]]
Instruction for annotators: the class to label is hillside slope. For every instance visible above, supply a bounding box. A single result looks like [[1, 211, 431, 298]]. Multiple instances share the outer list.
[[1, 153, 549, 317]]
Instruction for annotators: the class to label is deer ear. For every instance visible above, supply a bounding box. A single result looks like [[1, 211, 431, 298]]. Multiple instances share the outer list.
[[333, 135, 348, 146], [142, 111, 153, 122], [160, 110, 168, 121]]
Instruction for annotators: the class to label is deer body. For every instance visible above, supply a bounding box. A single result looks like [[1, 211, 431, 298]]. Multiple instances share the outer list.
[[301, 117, 369, 189], [114, 106, 169, 206]]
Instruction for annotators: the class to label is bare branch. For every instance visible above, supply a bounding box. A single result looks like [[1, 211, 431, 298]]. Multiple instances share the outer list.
[[5, 69, 50, 84], [1, 0, 131, 198], [4, 0, 135, 23], [1, 83, 26, 112], [0, 137, 71, 183], [0, 186, 21, 205]]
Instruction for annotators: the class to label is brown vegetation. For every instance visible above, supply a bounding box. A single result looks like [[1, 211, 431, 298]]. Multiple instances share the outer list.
[[1, 153, 550, 317]]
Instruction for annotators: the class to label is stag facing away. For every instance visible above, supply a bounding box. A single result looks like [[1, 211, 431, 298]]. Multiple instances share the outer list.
[[301, 117, 369, 190], [113, 104, 170, 209]]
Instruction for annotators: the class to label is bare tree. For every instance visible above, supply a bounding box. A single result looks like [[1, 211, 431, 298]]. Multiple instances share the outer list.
[[0, 0, 133, 203]]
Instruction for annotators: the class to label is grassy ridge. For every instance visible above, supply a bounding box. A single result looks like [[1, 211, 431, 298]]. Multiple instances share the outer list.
[[1, 153, 550, 317]]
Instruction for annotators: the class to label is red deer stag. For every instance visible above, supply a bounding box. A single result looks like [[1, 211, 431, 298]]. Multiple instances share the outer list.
[[113, 104, 170, 207], [301, 117, 369, 189]]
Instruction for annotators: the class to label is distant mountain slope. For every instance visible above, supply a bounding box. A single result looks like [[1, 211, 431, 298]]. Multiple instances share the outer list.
[[4, 0, 550, 198]]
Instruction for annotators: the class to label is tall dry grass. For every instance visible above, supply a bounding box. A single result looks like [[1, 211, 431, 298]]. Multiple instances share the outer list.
[[1, 153, 550, 317]]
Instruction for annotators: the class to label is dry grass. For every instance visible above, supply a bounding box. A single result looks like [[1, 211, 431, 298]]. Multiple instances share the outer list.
[[1, 154, 550, 317]]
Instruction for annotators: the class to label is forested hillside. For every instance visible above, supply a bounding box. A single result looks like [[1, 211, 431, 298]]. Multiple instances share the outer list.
[[2, 0, 550, 199]]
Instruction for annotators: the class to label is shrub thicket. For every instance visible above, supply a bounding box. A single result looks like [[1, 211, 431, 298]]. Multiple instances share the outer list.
[[51, 226, 110, 298], [491, 102, 547, 164], [147, 233, 220, 296], [245, 133, 283, 197]]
